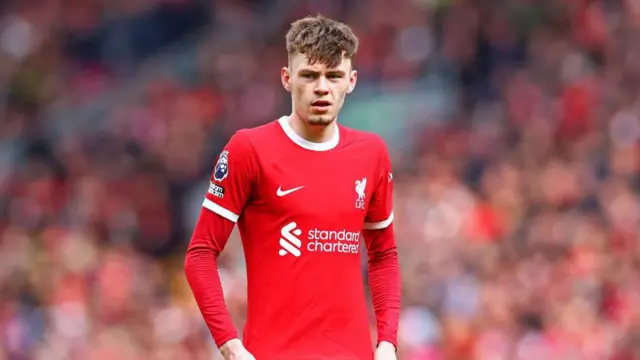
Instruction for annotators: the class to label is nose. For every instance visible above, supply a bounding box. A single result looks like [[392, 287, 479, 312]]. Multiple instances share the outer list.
[[314, 76, 329, 95]]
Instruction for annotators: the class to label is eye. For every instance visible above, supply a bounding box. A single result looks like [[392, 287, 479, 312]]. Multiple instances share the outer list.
[[328, 74, 343, 79]]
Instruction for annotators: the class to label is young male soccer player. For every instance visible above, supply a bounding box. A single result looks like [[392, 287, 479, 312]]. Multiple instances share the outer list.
[[184, 15, 401, 360]]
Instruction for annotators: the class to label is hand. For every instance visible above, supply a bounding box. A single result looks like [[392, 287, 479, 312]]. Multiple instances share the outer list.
[[374, 341, 397, 360], [219, 339, 256, 360]]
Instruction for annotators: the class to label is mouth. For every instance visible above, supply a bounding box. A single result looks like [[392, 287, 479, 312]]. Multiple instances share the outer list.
[[311, 100, 331, 108]]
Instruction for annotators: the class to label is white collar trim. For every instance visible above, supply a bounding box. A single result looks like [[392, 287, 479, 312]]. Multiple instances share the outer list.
[[277, 116, 339, 151]]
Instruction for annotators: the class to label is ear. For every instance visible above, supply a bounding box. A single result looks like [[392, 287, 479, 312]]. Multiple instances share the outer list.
[[347, 69, 357, 94], [281, 67, 292, 92]]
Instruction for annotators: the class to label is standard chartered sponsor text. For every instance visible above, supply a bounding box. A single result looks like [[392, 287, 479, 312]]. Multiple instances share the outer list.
[[307, 228, 360, 254]]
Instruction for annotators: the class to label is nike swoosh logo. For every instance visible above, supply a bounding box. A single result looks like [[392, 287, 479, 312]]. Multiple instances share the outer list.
[[277, 186, 305, 197]]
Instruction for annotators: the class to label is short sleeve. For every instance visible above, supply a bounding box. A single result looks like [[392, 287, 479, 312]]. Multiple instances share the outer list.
[[363, 142, 394, 230], [203, 132, 257, 223]]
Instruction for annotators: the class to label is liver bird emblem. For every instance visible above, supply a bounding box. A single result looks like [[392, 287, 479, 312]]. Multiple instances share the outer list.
[[355, 177, 367, 202]]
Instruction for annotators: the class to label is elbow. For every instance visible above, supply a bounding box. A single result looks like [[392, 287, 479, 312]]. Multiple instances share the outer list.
[[382, 246, 399, 260], [183, 245, 216, 281], [368, 247, 398, 265], [183, 249, 195, 282]]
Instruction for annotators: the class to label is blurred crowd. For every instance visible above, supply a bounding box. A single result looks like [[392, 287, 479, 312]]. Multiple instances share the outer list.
[[2, 0, 640, 359]]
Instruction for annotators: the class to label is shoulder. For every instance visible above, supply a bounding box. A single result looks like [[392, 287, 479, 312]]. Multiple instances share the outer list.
[[339, 125, 389, 154], [225, 120, 281, 153], [232, 120, 281, 147], [339, 126, 392, 175]]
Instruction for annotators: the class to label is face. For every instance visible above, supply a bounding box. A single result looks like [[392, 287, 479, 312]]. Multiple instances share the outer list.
[[281, 53, 357, 127]]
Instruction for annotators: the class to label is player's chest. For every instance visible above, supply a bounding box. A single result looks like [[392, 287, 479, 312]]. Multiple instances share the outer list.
[[255, 154, 377, 222]]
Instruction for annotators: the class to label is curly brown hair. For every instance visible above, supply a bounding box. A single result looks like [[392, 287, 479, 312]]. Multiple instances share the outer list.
[[285, 15, 359, 69]]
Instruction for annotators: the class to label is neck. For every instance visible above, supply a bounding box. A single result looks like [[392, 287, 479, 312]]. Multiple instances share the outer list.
[[288, 113, 337, 143]]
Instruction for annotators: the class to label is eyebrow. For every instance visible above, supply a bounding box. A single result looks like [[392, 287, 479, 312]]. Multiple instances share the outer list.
[[297, 69, 346, 76]]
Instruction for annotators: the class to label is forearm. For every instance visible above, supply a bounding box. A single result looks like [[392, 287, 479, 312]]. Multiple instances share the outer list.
[[184, 208, 238, 347], [364, 225, 401, 348]]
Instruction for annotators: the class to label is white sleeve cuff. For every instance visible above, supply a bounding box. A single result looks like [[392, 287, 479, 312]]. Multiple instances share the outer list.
[[203, 198, 239, 222], [363, 212, 394, 230]]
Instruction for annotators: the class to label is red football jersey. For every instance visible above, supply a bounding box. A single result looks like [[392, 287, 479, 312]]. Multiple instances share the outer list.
[[203, 117, 394, 359]]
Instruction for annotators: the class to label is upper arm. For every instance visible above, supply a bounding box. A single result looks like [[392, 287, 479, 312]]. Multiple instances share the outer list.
[[203, 132, 257, 223]]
